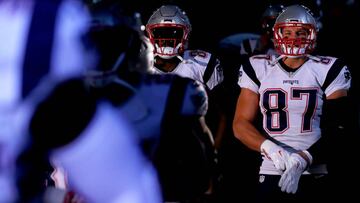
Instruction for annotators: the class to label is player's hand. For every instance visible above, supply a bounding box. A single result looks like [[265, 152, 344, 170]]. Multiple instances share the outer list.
[[278, 151, 312, 194], [63, 191, 85, 203], [260, 139, 290, 171], [43, 187, 85, 203]]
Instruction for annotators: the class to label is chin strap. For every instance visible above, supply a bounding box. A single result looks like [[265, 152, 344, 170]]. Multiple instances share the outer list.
[[270, 54, 320, 66], [176, 55, 184, 61], [154, 53, 184, 62], [154, 43, 184, 61], [269, 55, 285, 66]]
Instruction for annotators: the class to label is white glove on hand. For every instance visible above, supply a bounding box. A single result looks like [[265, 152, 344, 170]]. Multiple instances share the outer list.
[[278, 151, 312, 194], [260, 140, 290, 171]]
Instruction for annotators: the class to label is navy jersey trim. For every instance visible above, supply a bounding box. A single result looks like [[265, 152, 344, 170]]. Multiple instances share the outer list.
[[22, 0, 62, 98], [203, 54, 218, 85], [242, 39, 253, 55], [242, 57, 261, 87], [162, 76, 189, 127], [321, 59, 345, 92]]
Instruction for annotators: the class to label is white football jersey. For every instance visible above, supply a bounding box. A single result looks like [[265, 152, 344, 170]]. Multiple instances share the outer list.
[[150, 50, 223, 90], [238, 55, 351, 174]]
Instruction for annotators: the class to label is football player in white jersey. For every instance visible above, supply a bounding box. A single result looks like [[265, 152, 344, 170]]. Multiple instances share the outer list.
[[145, 4, 225, 158], [145, 4, 223, 91], [233, 4, 351, 202], [145, 5, 222, 190]]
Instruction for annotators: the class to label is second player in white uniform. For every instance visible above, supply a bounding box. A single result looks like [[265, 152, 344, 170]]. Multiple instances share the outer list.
[[239, 54, 351, 175], [146, 5, 223, 91]]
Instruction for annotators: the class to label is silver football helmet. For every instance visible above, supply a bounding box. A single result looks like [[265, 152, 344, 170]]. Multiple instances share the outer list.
[[273, 5, 317, 57], [146, 5, 192, 59]]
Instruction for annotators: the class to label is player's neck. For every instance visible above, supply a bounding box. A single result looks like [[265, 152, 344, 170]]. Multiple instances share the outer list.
[[282, 56, 307, 69], [154, 57, 181, 72]]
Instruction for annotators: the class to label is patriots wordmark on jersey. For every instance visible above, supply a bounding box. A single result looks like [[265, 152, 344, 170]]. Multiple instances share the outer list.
[[238, 54, 351, 174]]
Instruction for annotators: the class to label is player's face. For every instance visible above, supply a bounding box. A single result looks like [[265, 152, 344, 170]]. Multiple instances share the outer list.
[[283, 27, 308, 38], [282, 26, 308, 47]]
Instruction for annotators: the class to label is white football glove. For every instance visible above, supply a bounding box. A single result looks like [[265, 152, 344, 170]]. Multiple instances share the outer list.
[[278, 151, 312, 194], [260, 139, 290, 171]]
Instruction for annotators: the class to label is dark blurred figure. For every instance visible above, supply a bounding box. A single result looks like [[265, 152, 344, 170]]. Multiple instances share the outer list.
[[12, 0, 162, 202], [0, 0, 93, 202]]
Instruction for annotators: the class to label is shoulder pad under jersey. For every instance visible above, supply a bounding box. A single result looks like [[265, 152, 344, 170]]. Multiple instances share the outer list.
[[181, 78, 208, 116], [183, 49, 212, 65]]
